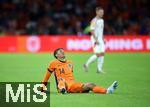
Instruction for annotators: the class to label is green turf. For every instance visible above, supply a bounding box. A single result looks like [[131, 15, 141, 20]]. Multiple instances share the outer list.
[[0, 53, 150, 107]]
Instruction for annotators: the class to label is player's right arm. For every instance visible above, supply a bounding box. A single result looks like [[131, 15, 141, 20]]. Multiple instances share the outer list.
[[90, 19, 99, 45], [42, 61, 55, 86], [42, 69, 52, 86]]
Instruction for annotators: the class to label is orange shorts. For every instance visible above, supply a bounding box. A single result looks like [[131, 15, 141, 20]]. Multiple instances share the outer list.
[[67, 82, 85, 93]]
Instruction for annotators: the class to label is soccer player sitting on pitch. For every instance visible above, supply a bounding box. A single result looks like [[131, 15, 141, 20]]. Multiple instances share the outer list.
[[42, 48, 118, 94]]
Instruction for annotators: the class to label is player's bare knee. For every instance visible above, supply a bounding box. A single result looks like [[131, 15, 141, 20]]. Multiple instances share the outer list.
[[85, 83, 96, 89], [89, 83, 96, 88], [96, 53, 105, 57], [102, 53, 105, 56]]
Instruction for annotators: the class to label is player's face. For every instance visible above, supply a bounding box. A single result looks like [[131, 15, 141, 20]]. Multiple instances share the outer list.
[[56, 49, 66, 61], [96, 9, 104, 18]]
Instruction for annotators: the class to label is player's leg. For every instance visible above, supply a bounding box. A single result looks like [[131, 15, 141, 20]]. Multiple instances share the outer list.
[[96, 52, 105, 73], [67, 82, 101, 93], [83, 54, 97, 72], [97, 41, 105, 73], [67, 82, 85, 93], [82, 83, 107, 94], [83, 37, 98, 72], [82, 81, 118, 94]]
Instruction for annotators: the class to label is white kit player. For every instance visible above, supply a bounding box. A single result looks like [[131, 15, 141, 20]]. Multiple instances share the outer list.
[[84, 7, 105, 73]]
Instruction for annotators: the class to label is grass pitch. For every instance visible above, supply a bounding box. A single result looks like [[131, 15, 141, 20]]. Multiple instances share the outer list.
[[0, 53, 150, 107]]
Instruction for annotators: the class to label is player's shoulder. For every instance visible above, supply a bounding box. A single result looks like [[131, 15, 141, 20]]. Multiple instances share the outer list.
[[49, 59, 59, 65], [66, 59, 73, 64], [90, 17, 97, 27], [91, 17, 104, 24], [91, 17, 97, 23]]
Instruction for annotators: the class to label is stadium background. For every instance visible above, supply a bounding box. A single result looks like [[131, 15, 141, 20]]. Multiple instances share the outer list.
[[0, 0, 150, 107]]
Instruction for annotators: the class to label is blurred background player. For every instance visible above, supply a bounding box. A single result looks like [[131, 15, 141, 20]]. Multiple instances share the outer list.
[[42, 48, 118, 94], [84, 7, 105, 73]]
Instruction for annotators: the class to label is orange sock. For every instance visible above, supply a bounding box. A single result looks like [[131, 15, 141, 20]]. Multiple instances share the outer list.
[[92, 86, 107, 94]]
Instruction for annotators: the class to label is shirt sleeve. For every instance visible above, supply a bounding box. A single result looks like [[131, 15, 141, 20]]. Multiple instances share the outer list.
[[42, 61, 55, 85], [90, 19, 96, 30], [48, 61, 55, 73]]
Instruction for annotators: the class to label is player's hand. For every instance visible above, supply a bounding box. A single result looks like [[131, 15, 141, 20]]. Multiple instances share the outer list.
[[40, 82, 47, 92], [40, 87, 45, 92]]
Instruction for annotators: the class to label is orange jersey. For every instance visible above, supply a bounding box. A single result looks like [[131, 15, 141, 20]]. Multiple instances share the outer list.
[[48, 59, 74, 86], [43, 58, 107, 93]]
